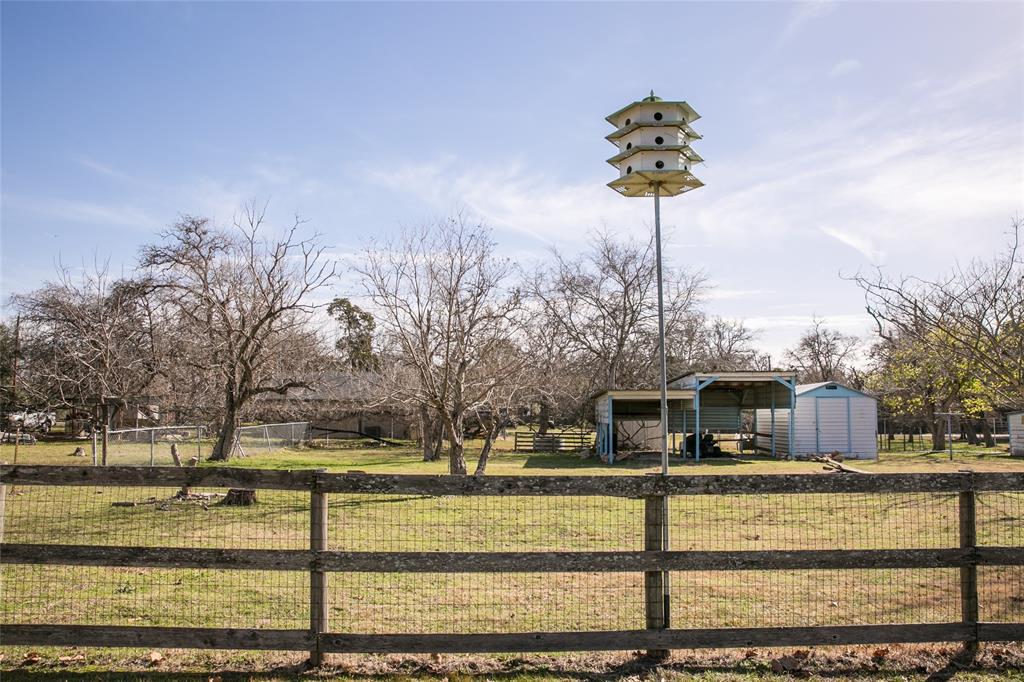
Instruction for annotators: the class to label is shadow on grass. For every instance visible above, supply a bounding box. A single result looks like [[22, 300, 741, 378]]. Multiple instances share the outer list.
[[332, 495, 435, 507]]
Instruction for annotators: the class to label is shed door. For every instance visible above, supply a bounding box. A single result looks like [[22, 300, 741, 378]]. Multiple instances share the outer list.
[[816, 397, 850, 454]]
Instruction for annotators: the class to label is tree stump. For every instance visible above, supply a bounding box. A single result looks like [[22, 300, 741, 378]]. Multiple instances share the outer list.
[[220, 488, 257, 506], [170, 443, 183, 467]]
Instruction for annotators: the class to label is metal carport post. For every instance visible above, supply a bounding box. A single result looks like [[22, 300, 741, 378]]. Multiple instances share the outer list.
[[772, 376, 797, 459], [693, 376, 718, 463]]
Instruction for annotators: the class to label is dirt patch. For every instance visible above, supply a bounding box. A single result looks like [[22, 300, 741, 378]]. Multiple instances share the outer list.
[[2, 643, 1023, 680]]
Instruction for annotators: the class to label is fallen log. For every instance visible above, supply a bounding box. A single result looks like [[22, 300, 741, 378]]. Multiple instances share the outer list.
[[813, 455, 870, 474]]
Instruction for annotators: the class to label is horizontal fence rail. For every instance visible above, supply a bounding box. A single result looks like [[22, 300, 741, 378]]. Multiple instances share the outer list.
[[513, 431, 595, 452], [4, 465, 1023, 494], [1, 465, 1022, 661]]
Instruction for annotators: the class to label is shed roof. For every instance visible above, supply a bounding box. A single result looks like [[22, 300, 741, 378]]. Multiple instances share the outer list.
[[796, 381, 876, 399]]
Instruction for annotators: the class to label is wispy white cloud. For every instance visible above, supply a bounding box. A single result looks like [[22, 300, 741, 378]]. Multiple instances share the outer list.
[[3, 194, 158, 229], [365, 157, 639, 246], [819, 225, 883, 262], [776, 0, 838, 49], [744, 312, 873, 331], [365, 58, 1021, 271], [75, 156, 133, 181], [828, 58, 861, 79], [707, 288, 776, 301]]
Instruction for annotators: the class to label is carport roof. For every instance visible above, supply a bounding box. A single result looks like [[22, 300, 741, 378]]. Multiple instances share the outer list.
[[668, 371, 798, 388], [590, 389, 696, 401]]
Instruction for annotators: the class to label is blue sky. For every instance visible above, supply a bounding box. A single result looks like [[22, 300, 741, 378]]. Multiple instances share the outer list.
[[2, 1, 1022, 358]]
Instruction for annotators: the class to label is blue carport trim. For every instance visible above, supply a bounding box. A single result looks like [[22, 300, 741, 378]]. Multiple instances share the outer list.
[[693, 376, 719, 463]]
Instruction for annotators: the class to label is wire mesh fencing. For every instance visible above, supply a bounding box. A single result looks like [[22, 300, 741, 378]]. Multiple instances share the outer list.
[[0, 467, 1021, 655], [232, 422, 309, 458], [103, 426, 207, 466]]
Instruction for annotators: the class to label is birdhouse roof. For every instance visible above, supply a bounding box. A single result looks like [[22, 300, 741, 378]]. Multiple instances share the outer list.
[[606, 145, 704, 166], [605, 121, 702, 142], [607, 169, 704, 197], [605, 98, 701, 127]]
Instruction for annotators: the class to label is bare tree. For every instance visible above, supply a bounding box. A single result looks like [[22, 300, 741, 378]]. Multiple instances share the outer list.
[[141, 205, 336, 460], [10, 262, 162, 421], [0, 320, 18, 412], [358, 215, 523, 475], [469, 341, 532, 476], [531, 229, 706, 394], [783, 318, 860, 384], [692, 316, 763, 372], [853, 217, 1024, 408]]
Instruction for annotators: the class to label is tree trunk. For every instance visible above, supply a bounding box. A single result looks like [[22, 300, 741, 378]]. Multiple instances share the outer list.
[[210, 402, 238, 461], [964, 420, 979, 446], [932, 420, 945, 452], [444, 415, 467, 475], [537, 401, 550, 436], [980, 418, 995, 448], [474, 417, 502, 476], [420, 406, 441, 462]]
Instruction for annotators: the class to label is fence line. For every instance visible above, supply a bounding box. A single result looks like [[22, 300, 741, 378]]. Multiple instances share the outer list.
[[1, 465, 1021, 662], [101, 425, 205, 467], [233, 422, 309, 458], [514, 430, 595, 452]]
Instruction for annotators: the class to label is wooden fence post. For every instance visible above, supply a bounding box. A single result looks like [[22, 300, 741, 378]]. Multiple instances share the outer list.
[[309, 469, 329, 667], [0, 466, 7, 543], [959, 473, 979, 657], [644, 495, 668, 659]]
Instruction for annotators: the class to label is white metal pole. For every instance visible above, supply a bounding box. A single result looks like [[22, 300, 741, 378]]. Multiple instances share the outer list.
[[653, 182, 669, 476], [653, 181, 672, 627]]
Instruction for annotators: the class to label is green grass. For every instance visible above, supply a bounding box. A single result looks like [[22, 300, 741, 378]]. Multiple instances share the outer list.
[[5, 432, 1023, 474], [2, 437, 1023, 677]]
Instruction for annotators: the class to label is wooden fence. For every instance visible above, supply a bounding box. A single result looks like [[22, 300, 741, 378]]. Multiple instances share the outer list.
[[1, 465, 1022, 665], [513, 430, 594, 452]]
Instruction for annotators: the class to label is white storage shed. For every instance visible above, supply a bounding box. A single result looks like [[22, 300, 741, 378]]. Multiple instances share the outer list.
[[1009, 411, 1024, 457], [755, 382, 878, 459]]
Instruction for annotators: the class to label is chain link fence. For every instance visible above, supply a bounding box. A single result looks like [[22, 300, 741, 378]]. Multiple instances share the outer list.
[[232, 422, 309, 458], [103, 426, 207, 466]]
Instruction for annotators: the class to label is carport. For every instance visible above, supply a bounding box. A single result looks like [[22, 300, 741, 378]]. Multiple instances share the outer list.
[[594, 371, 798, 462]]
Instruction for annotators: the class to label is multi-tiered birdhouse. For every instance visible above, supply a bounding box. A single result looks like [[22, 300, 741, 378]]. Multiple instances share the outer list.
[[606, 91, 703, 197]]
